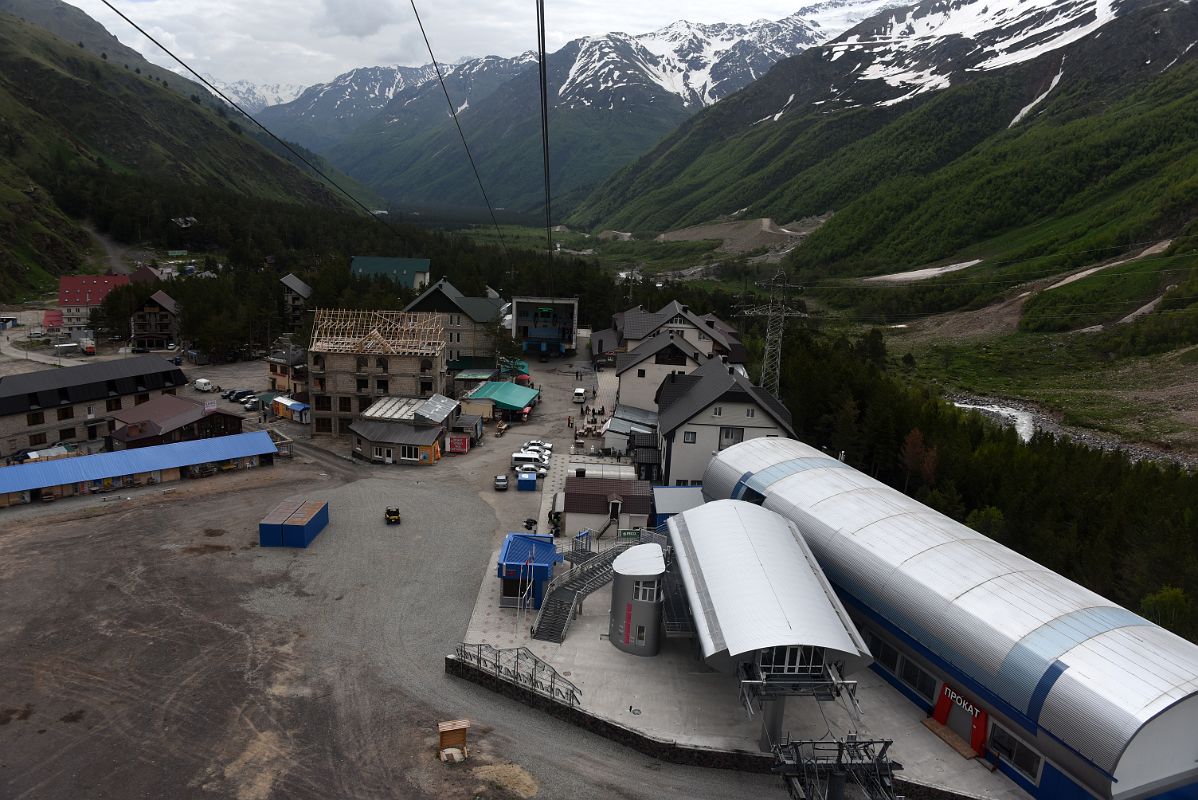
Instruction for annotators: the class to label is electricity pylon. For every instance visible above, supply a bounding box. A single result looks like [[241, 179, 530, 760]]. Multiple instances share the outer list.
[[737, 269, 805, 398]]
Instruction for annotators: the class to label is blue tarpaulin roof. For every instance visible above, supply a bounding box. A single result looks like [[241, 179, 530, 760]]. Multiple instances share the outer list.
[[498, 533, 562, 568], [0, 431, 277, 494]]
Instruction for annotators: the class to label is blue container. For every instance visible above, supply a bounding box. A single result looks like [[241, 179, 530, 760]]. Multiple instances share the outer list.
[[517, 474, 537, 492], [281, 500, 329, 548], [259, 498, 303, 547]]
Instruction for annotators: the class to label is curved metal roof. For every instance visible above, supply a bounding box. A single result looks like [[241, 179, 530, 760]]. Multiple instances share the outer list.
[[703, 438, 1198, 777], [613, 543, 665, 576], [667, 499, 871, 671]]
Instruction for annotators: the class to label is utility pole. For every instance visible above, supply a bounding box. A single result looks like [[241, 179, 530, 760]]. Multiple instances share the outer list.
[[737, 269, 805, 399]]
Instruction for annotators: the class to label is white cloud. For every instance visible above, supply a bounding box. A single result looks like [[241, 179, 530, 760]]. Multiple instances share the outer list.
[[64, 1, 801, 86]]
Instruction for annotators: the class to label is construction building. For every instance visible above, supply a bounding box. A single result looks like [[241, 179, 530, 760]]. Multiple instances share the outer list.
[[403, 278, 507, 364], [704, 437, 1198, 800], [307, 309, 446, 437], [0, 356, 188, 458]]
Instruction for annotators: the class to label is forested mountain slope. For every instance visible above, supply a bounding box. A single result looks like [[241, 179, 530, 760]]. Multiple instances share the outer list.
[[0, 11, 354, 298]]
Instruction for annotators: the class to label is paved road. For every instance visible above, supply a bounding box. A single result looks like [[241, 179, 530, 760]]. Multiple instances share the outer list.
[[0, 334, 87, 367]]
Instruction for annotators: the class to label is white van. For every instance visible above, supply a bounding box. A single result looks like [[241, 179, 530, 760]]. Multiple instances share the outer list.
[[512, 450, 550, 470], [193, 378, 215, 392], [572, 387, 586, 404]]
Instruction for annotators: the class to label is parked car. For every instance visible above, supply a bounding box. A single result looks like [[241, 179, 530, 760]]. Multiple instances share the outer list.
[[523, 440, 553, 450], [493, 475, 509, 491], [132, 346, 150, 354], [243, 397, 260, 411], [515, 464, 548, 478], [572, 388, 586, 404], [384, 507, 401, 524], [511, 451, 549, 470], [193, 378, 215, 392], [221, 389, 237, 399], [230, 389, 253, 403]]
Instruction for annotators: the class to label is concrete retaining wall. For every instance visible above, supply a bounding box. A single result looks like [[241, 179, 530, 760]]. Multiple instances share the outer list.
[[445, 654, 982, 799]]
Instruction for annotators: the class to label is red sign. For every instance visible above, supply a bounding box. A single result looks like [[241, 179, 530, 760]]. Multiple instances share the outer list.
[[448, 434, 470, 454], [624, 602, 633, 644], [933, 682, 989, 756]]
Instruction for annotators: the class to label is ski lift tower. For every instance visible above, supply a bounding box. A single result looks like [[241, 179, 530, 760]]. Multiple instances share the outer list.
[[737, 269, 806, 398]]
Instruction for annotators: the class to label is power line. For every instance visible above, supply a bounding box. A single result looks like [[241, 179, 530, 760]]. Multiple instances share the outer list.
[[97, 0, 391, 229], [408, 0, 510, 265], [535, 0, 555, 294]]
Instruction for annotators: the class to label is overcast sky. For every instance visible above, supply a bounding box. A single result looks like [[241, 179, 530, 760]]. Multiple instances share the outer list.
[[66, 1, 802, 87]]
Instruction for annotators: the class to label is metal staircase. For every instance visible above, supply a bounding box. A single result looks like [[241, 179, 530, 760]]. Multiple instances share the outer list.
[[531, 542, 632, 643]]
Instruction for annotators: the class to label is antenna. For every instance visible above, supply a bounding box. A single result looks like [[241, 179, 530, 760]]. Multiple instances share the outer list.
[[736, 269, 806, 398]]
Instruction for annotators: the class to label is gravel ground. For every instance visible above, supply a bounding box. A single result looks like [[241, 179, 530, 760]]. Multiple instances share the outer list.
[[0, 358, 778, 800]]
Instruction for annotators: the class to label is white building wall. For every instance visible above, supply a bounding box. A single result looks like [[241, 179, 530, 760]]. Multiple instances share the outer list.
[[617, 359, 696, 411], [1113, 697, 1198, 798], [663, 400, 787, 486]]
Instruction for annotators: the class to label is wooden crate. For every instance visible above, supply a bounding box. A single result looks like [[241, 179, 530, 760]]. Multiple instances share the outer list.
[[437, 719, 470, 761]]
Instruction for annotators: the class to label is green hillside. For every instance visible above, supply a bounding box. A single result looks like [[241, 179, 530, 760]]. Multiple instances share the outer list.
[[0, 11, 360, 298], [569, 1, 1198, 283]]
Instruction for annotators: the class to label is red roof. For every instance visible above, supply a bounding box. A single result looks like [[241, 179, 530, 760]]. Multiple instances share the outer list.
[[58, 274, 129, 307], [42, 310, 63, 328]]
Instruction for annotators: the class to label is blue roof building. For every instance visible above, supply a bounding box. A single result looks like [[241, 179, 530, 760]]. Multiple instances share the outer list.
[[497, 533, 562, 610], [0, 431, 277, 503]]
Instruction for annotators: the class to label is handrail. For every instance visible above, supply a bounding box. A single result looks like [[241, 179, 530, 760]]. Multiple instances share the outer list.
[[530, 539, 636, 638], [454, 642, 581, 706]]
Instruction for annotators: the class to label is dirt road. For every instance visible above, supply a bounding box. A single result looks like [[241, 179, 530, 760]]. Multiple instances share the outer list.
[[0, 360, 777, 800]]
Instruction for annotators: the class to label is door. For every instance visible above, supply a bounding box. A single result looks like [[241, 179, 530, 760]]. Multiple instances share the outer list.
[[384, 448, 393, 465], [87, 425, 98, 441], [947, 699, 973, 741]]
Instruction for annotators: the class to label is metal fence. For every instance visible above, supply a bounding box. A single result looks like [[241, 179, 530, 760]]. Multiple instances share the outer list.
[[454, 642, 582, 707]]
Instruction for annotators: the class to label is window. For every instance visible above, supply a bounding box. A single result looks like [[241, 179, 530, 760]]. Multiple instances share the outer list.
[[400, 444, 419, 460], [635, 625, 646, 646], [898, 656, 938, 702], [746, 408, 756, 418], [373, 446, 383, 458], [135, 393, 150, 405], [636, 368, 646, 378], [376, 357, 388, 371], [760, 645, 823, 676], [683, 431, 697, 444], [699, 332, 709, 341], [990, 722, 1043, 783], [712, 406, 722, 417], [29, 432, 47, 446], [633, 580, 658, 602], [106, 397, 122, 412], [57, 407, 74, 421], [337, 418, 354, 435], [420, 358, 433, 373], [376, 379, 389, 394], [314, 395, 332, 411], [675, 480, 688, 486], [26, 411, 44, 426], [315, 418, 332, 433], [86, 405, 95, 417], [358, 396, 372, 412], [718, 427, 745, 450], [339, 397, 352, 413], [356, 356, 368, 371], [59, 427, 75, 440], [864, 630, 900, 674], [357, 377, 369, 392]]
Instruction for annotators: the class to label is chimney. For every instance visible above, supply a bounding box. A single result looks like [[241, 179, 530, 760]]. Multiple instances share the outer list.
[[728, 366, 734, 375], [706, 319, 715, 328], [681, 305, 689, 313]]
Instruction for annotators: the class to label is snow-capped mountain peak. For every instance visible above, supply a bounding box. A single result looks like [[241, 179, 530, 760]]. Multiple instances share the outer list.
[[207, 77, 307, 114], [813, 0, 1123, 109]]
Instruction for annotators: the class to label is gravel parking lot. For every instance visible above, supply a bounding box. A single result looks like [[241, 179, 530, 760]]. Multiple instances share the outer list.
[[0, 357, 777, 799]]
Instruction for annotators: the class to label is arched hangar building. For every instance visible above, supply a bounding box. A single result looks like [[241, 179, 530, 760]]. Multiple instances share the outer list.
[[704, 438, 1198, 800]]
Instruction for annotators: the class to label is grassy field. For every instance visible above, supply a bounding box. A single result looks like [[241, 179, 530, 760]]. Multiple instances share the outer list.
[[453, 224, 723, 274]]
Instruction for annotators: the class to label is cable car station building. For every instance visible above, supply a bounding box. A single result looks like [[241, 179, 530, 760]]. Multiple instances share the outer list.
[[703, 438, 1198, 800]]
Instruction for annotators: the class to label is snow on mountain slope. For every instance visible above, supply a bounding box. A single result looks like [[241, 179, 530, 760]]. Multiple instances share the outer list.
[[813, 0, 1124, 109], [286, 64, 440, 121], [208, 78, 307, 114]]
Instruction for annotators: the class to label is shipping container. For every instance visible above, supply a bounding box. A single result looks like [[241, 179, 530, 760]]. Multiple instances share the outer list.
[[259, 498, 304, 547], [281, 500, 329, 548], [517, 473, 538, 492]]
